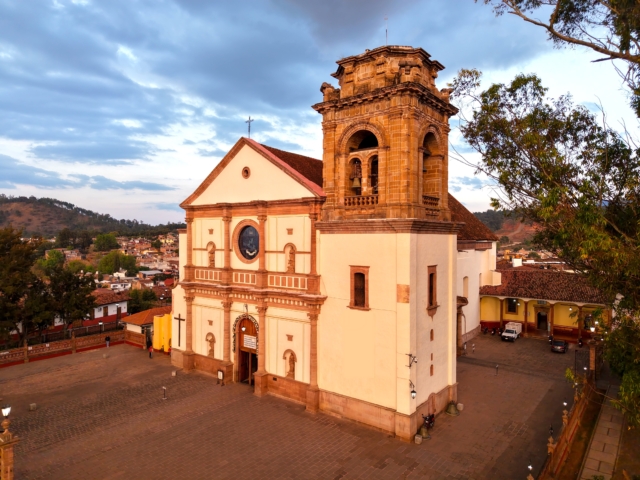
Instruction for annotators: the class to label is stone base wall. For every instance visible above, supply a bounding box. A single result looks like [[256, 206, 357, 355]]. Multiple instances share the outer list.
[[267, 375, 308, 404], [462, 325, 480, 344]]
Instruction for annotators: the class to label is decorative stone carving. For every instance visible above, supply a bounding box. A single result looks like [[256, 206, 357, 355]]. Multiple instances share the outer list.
[[283, 349, 297, 379], [208, 242, 216, 268], [205, 333, 216, 357], [285, 244, 296, 274]]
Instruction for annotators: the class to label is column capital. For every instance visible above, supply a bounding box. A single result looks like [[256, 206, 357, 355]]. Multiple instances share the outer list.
[[309, 212, 318, 222], [185, 217, 194, 224], [258, 214, 267, 222], [221, 299, 233, 310], [307, 312, 319, 322], [184, 295, 195, 303], [256, 305, 268, 315], [222, 216, 232, 223]]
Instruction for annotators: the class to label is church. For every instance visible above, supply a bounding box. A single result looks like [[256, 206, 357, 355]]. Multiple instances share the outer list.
[[171, 45, 499, 441]]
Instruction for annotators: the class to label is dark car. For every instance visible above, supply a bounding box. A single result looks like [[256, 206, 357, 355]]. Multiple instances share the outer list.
[[551, 339, 569, 354]]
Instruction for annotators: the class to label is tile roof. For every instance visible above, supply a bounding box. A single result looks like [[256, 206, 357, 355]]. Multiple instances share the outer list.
[[123, 306, 172, 326], [480, 269, 606, 304], [260, 144, 324, 189], [448, 194, 498, 242], [91, 289, 130, 306]]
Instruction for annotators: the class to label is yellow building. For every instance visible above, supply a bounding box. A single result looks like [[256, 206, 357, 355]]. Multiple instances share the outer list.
[[479, 263, 607, 340], [171, 46, 499, 441]]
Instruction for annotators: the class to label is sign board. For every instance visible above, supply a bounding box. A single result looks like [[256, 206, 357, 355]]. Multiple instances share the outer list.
[[243, 334, 257, 350]]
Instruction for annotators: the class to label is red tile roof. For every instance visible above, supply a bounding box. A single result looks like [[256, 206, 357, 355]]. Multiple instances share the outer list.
[[123, 306, 172, 326], [448, 194, 498, 242], [260, 144, 324, 189], [480, 269, 606, 304], [91, 289, 129, 306]]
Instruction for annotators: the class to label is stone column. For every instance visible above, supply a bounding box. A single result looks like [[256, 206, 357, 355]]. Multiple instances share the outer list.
[[257, 213, 267, 288], [185, 217, 194, 281], [254, 303, 268, 397], [549, 303, 555, 337], [222, 213, 231, 284], [524, 300, 529, 335], [306, 311, 320, 413], [308, 212, 320, 294], [183, 294, 195, 370], [456, 306, 464, 356], [499, 299, 504, 329]]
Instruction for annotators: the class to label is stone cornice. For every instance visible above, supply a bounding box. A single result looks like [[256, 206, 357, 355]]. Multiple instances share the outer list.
[[312, 82, 458, 117], [316, 218, 463, 235]]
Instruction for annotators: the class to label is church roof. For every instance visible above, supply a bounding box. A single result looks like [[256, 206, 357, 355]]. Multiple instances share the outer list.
[[448, 194, 498, 242], [260, 144, 323, 188]]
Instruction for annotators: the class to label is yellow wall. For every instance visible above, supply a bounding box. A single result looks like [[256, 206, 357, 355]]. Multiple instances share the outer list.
[[480, 297, 500, 321]]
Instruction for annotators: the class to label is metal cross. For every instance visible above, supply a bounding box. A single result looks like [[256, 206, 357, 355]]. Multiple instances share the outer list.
[[246, 116, 254, 139], [173, 313, 185, 347]]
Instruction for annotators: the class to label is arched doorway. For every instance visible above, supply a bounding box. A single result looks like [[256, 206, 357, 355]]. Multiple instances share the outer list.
[[235, 317, 258, 386], [537, 312, 548, 331]]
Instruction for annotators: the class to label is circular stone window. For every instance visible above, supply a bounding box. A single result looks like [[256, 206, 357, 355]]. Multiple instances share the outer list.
[[237, 225, 259, 260], [242, 167, 251, 179]]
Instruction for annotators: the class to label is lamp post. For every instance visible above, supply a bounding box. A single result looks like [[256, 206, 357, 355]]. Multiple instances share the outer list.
[[116, 303, 121, 327], [0, 404, 19, 480], [99, 321, 104, 334]]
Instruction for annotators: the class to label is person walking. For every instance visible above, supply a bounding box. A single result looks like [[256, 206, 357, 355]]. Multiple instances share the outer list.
[[147, 339, 153, 359], [105, 335, 110, 348]]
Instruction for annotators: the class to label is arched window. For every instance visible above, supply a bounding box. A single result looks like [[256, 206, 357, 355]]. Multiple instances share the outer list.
[[463, 276, 469, 298], [369, 156, 378, 195], [347, 130, 379, 152]]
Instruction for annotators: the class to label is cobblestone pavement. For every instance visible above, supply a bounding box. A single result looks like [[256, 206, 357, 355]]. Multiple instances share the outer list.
[[0, 335, 575, 479]]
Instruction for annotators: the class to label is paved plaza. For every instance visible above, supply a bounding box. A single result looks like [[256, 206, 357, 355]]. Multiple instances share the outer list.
[[0, 335, 575, 479]]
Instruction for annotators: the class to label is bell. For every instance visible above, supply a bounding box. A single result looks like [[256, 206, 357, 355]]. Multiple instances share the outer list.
[[351, 177, 361, 189], [445, 401, 460, 417]]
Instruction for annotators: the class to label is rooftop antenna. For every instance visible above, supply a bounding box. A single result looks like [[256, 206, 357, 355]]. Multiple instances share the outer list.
[[385, 14, 388, 45], [246, 116, 254, 139]]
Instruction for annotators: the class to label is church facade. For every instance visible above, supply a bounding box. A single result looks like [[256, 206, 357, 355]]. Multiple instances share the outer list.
[[171, 46, 498, 441]]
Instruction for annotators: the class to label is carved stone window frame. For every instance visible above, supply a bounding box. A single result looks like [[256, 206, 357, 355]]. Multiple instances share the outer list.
[[232, 219, 260, 265], [349, 265, 370, 311], [427, 265, 438, 317]]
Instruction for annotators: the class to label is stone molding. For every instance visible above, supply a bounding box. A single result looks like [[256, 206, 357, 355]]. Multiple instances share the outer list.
[[316, 219, 462, 235]]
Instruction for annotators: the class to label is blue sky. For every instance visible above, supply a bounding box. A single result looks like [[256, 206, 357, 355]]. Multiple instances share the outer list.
[[0, 0, 636, 224]]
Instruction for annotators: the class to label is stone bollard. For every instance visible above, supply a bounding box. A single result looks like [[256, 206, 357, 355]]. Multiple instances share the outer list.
[[29, 403, 37, 411], [414, 434, 423, 445]]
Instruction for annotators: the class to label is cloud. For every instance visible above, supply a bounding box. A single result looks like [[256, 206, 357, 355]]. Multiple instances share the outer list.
[[0, 154, 174, 191], [154, 202, 184, 212], [449, 175, 495, 193]]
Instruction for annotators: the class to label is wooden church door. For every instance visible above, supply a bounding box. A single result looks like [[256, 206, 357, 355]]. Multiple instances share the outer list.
[[237, 318, 258, 386]]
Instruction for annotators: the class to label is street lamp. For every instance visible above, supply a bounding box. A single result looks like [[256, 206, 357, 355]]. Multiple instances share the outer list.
[[409, 380, 417, 399], [1, 405, 11, 434], [99, 321, 104, 333]]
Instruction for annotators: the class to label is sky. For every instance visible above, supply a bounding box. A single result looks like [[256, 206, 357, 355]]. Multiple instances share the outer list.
[[0, 0, 637, 224]]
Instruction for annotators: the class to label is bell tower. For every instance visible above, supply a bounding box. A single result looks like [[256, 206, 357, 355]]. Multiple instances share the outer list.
[[313, 46, 458, 222]]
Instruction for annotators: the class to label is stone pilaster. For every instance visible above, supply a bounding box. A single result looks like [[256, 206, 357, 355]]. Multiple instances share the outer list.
[[257, 213, 267, 288], [222, 299, 232, 363], [222, 213, 231, 284], [306, 311, 320, 413], [254, 303, 268, 397], [185, 217, 194, 282], [183, 294, 195, 370]]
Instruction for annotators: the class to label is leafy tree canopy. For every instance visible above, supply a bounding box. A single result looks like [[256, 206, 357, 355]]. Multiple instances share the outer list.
[[97, 251, 138, 276], [451, 70, 640, 425], [94, 233, 120, 252], [481, 0, 640, 116]]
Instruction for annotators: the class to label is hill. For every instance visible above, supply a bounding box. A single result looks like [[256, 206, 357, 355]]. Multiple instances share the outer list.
[[0, 195, 184, 237], [473, 209, 536, 244]]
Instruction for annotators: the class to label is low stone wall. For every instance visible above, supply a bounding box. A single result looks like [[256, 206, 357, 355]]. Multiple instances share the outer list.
[[539, 387, 592, 479], [125, 330, 146, 348], [0, 331, 125, 367], [267, 374, 308, 404]]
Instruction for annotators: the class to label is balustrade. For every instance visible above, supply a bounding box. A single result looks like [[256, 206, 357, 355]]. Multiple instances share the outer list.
[[344, 195, 378, 208], [268, 274, 308, 290]]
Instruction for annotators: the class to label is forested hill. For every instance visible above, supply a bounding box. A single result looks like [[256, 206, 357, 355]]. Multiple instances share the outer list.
[[0, 195, 184, 237], [472, 210, 506, 232]]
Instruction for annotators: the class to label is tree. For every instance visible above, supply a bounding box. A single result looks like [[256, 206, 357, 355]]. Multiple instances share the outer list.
[[128, 289, 158, 314], [66, 260, 94, 274], [481, 1, 640, 116], [151, 239, 162, 251], [94, 233, 120, 252], [451, 71, 640, 424], [46, 262, 96, 328], [97, 251, 138, 275], [0, 227, 55, 342], [499, 235, 510, 245], [57, 227, 74, 248]]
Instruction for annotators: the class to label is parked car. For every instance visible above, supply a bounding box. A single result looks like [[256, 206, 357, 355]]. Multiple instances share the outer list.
[[551, 339, 569, 353], [501, 322, 522, 342]]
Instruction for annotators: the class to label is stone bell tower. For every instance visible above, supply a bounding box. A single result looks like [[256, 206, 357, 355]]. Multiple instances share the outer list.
[[312, 46, 458, 222]]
